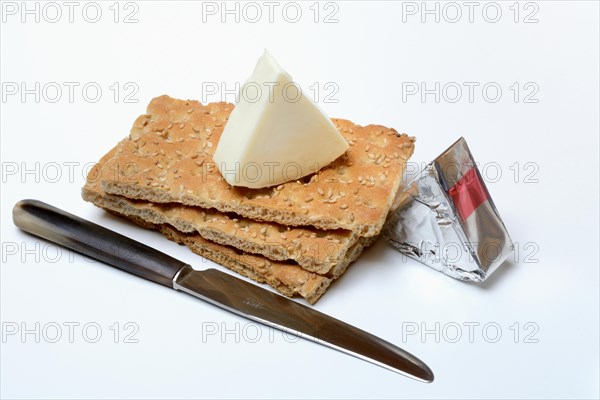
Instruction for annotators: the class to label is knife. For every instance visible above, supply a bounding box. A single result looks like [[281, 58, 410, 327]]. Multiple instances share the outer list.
[[12, 199, 434, 382]]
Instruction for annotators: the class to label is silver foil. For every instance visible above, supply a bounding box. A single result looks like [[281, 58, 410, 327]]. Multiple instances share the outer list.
[[383, 137, 513, 282]]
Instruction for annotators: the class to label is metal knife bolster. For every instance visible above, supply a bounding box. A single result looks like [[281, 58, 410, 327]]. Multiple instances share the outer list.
[[13, 199, 434, 383]]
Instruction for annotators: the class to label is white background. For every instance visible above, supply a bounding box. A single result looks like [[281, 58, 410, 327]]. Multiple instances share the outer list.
[[1, 1, 599, 398]]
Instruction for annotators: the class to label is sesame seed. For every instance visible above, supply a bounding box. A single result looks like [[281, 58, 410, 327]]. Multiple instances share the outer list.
[[260, 227, 267, 234]]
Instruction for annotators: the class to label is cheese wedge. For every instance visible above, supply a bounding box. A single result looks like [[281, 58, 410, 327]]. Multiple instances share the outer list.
[[213, 50, 349, 189]]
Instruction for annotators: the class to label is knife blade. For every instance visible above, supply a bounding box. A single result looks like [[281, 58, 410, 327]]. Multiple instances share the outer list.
[[12, 199, 434, 382]]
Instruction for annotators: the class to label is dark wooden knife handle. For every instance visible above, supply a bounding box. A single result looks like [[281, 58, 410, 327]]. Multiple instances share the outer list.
[[12, 199, 188, 287]]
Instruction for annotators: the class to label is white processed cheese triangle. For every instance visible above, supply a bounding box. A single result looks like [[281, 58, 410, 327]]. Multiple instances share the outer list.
[[213, 50, 349, 189]]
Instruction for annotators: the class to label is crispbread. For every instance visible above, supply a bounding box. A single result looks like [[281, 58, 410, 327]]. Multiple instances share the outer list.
[[84, 149, 358, 273], [100, 208, 376, 304], [99, 96, 414, 236], [105, 210, 331, 303], [86, 179, 374, 278]]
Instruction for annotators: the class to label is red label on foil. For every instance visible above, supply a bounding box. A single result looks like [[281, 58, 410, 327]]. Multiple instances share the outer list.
[[447, 167, 490, 222]]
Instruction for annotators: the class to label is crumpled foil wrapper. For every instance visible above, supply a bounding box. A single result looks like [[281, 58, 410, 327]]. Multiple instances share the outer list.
[[384, 137, 513, 282]]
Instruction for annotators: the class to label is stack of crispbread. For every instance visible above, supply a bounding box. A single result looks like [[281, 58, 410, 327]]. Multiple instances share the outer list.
[[83, 95, 414, 303]]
